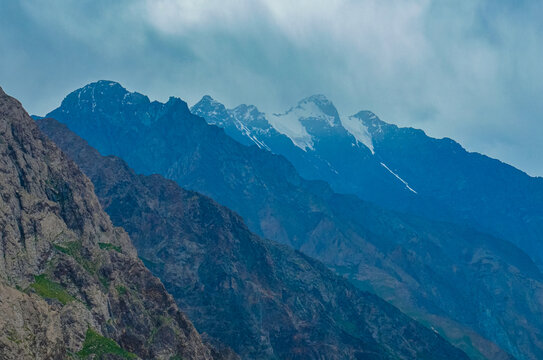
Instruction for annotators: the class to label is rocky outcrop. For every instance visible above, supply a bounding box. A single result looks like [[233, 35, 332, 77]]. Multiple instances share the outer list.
[[37, 117, 469, 360], [0, 86, 213, 359]]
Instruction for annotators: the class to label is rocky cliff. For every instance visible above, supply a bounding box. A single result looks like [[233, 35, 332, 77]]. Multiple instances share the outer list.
[[0, 86, 214, 359]]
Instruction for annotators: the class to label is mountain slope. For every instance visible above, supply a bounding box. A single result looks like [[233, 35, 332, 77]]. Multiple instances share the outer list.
[[191, 95, 412, 208], [37, 116, 469, 360], [353, 111, 543, 266], [45, 81, 543, 360], [0, 86, 214, 359], [192, 96, 543, 269]]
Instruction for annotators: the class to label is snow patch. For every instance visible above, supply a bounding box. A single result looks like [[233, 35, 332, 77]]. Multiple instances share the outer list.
[[380, 162, 417, 194], [122, 92, 132, 105], [91, 86, 96, 112], [341, 115, 374, 154], [268, 111, 314, 151], [228, 106, 272, 151], [235, 120, 271, 151], [265, 96, 344, 151]]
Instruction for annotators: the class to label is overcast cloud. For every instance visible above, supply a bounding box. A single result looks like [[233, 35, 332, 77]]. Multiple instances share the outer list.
[[1, 0, 542, 175]]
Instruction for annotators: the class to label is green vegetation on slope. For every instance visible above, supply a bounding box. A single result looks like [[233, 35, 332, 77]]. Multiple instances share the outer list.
[[98, 242, 122, 253], [77, 328, 137, 359], [54, 241, 81, 257], [29, 274, 75, 305], [54, 241, 97, 274]]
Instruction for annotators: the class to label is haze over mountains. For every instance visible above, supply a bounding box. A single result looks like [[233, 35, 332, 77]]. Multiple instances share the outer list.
[[0, 82, 472, 360], [192, 93, 543, 269], [2, 2, 542, 360], [37, 117, 467, 360], [38, 80, 543, 360]]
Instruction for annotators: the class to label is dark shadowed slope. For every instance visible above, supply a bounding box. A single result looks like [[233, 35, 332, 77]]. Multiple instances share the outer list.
[[44, 81, 543, 359], [192, 96, 543, 269], [352, 111, 543, 267], [37, 117, 470, 360], [0, 86, 214, 359]]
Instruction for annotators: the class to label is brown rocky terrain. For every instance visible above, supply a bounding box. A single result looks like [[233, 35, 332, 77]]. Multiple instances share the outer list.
[[0, 86, 215, 359]]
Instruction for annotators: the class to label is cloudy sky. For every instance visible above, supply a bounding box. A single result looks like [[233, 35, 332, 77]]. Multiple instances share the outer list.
[[1, 0, 542, 175]]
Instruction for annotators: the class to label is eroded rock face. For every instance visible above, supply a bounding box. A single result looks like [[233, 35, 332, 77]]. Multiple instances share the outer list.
[[0, 86, 213, 359], [36, 117, 470, 360]]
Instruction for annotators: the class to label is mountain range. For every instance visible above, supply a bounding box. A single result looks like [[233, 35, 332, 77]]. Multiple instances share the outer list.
[[192, 94, 543, 269], [40, 80, 543, 360], [37, 117, 467, 359], [0, 83, 472, 359]]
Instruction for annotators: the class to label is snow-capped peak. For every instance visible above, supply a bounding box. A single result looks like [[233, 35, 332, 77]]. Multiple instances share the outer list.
[[232, 104, 263, 124], [299, 94, 333, 108], [77, 80, 127, 97], [193, 95, 223, 110], [200, 95, 220, 105], [295, 94, 341, 127], [65, 80, 151, 114], [352, 110, 387, 135], [263, 95, 343, 151], [191, 95, 230, 125]]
